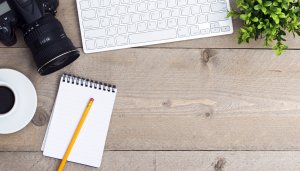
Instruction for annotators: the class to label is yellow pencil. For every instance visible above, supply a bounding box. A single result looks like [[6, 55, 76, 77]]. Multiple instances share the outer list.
[[57, 98, 94, 171]]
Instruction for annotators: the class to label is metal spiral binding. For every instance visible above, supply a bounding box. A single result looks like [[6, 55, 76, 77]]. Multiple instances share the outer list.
[[62, 74, 116, 93]]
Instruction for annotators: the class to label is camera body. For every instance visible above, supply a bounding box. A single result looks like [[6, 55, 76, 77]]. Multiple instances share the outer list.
[[0, 1, 17, 46], [0, 0, 80, 75]]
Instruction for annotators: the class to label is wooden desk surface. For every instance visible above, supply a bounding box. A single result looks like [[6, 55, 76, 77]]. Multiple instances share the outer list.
[[2, 0, 300, 170]]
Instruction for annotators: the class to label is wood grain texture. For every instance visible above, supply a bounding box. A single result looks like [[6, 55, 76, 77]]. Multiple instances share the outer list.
[[1, 151, 300, 171], [2, 0, 300, 49], [1, 48, 300, 151], [1, 0, 300, 170]]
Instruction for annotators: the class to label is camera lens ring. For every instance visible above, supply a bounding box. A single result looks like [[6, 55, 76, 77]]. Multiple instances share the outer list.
[[37, 49, 79, 73]]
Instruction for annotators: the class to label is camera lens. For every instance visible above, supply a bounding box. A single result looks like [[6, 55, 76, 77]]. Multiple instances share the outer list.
[[23, 15, 80, 75]]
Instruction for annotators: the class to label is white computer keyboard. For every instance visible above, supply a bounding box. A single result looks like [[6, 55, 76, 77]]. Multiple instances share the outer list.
[[76, 0, 233, 53]]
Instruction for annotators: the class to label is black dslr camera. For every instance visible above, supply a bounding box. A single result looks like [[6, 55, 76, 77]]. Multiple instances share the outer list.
[[0, 0, 80, 75]]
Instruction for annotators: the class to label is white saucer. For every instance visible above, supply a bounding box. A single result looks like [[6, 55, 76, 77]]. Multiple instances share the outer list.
[[0, 69, 37, 134]]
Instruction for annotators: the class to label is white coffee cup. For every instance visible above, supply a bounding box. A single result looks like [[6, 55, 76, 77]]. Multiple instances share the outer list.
[[0, 81, 18, 118]]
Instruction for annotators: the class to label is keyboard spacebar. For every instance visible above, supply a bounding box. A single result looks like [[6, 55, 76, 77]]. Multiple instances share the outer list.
[[129, 29, 177, 44]]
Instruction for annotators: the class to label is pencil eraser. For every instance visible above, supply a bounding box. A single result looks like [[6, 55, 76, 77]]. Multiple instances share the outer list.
[[90, 98, 94, 102]]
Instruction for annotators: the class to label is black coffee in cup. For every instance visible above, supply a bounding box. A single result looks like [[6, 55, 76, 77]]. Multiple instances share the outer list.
[[0, 86, 15, 114]]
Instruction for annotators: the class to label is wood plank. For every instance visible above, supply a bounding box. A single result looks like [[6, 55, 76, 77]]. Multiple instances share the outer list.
[[0, 151, 154, 171], [1, 151, 300, 171], [1, 48, 300, 151], [3, 0, 300, 49]]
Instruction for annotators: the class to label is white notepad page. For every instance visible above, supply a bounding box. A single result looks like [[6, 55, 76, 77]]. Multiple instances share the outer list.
[[43, 75, 117, 167]]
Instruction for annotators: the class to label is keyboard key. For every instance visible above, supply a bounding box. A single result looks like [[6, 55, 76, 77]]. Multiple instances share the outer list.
[[121, 0, 130, 3], [86, 40, 96, 50], [106, 37, 115, 47], [190, 25, 199, 35], [131, 0, 140, 2], [100, 18, 110, 26], [107, 27, 117, 35], [121, 15, 130, 23], [82, 10, 97, 19], [90, 0, 99, 8], [208, 0, 216, 2], [178, 17, 187, 26], [210, 22, 220, 28], [96, 39, 106, 48], [198, 23, 210, 30], [211, 2, 227, 12], [207, 12, 227, 22], [171, 8, 180, 17], [138, 3, 147, 11], [111, 16, 120, 25], [148, 21, 157, 30], [148, 2, 157, 10], [198, 15, 207, 23], [200, 28, 210, 34], [181, 7, 190, 15], [97, 8, 106, 17], [151, 11, 160, 20], [131, 14, 140, 22], [100, 0, 110, 6], [167, 0, 177, 7], [85, 28, 106, 38], [161, 10, 171, 18], [80, 1, 90, 9], [211, 27, 220, 33], [178, 0, 187, 6], [118, 25, 127, 34], [201, 4, 210, 13], [188, 0, 197, 4], [157, 0, 167, 8], [191, 6, 200, 14], [138, 22, 147, 32], [128, 24, 137, 32], [118, 6, 127, 14], [116, 35, 128, 45], [107, 7, 116, 15], [129, 29, 177, 44], [128, 4, 136, 12], [188, 16, 197, 24], [158, 20, 167, 29], [198, 0, 206, 3], [111, 0, 120, 5], [83, 19, 100, 28], [221, 26, 231, 32], [141, 13, 150, 21], [178, 27, 190, 37], [168, 18, 177, 27]]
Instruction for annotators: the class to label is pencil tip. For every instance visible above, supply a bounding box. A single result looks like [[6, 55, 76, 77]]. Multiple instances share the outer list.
[[90, 98, 94, 102]]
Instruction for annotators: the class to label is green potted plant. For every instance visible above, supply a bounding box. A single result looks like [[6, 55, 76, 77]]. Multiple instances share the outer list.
[[228, 0, 300, 55]]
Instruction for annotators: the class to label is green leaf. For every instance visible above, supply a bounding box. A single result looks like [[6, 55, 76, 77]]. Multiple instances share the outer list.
[[282, 3, 289, 10], [240, 14, 247, 20], [261, 7, 267, 14], [271, 13, 280, 24], [264, 1, 272, 7], [252, 17, 259, 22], [257, 24, 263, 29], [279, 13, 286, 18], [254, 4, 261, 10], [257, 0, 262, 4]]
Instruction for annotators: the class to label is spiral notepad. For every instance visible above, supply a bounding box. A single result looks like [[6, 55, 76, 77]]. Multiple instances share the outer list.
[[42, 74, 117, 167]]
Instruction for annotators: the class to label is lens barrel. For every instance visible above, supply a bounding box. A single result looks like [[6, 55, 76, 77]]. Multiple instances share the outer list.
[[23, 15, 80, 75]]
